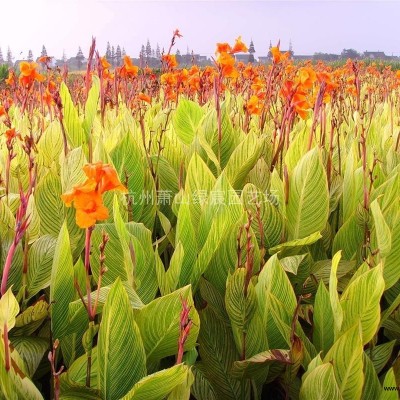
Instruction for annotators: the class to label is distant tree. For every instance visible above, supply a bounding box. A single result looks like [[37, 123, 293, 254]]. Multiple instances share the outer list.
[[146, 39, 152, 59], [111, 46, 115, 66], [76, 46, 85, 69], [41, 45, 47, 58], [62, 50, 67, 63], [341, 49, 360, 59], [140, 45, 146, 59], [176, 49, 181, 56], [156, 43, 161, 59], [0, 48, 4, 64], [248, 39, 255, 63], [27, 49, 33, 61], [151, 49, 155, 58], [7, 47, 13, 67], [106, 42, 112, 60], [122, 47, 126, 58], [116, 45, 122, 65]]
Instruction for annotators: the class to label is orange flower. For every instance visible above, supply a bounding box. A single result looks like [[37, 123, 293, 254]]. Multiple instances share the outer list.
[[19, 61, 45, 87], [65, 190, 109, 228], [138, 92, 151, 104], [162, 54, 178, 69], [100, 56, 111, 69], [246, 95, 262, 115], [292, 91, 311, 119], [5, 70, 16, 86], [0, 105, 5, 117], [61, 163, 127, 228], [231, 36, 248, 54], [43, 89, 54, 107], [82, 162, 127, 194], [216, 42, 232, 55], [120, 56, 138, 78], [5, 128, 18, 143], [297, 67, 317, 90], [173, 29, 183, 38], [38, 56, 52, 64], [270, 47, 281, 63]]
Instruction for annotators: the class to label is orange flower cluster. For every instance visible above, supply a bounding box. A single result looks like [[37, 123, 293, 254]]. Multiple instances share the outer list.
[[162, 54, 178, 69], [61, 162, 127, 228], [19, 62, 45, 88], [119, 55, 139, 79], [216, 36, 248, 79]]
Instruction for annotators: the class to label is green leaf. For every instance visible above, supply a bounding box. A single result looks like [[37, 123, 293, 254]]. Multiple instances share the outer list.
[[0, 337, 44, 400], [121, 364, 191, 400], [379, 368, 398, 400], [50, 221, 75, 340], [324, 324, 364, 400], [365, 340, 396, 375], [60, 81, 86, 148], [382, 219, 400, 289], [110, 131, 145, 221], [286, 148, 329, 240], [97, 278, 147, 399], [269, 231, 322, 254], [35, 171, 64, 236], [225, 132, 264, 189], [173, 99, 204, 145], [370, 199, 392, 257], [362, 353, 382, 400], [27, 235, 57, 298], [11, 337, 48, 377], [83, 75, 100, 137], [340, 264, 385, 344], [191, 364, 218, 400], [134, 285, 199, 361], [225, 268, 258, 357], [0, 287, 19, 332], [198, 307, 246, 400], [231, 349, 291, 379], [329, 251, 343, 340], [300, 364, 342, 400], [313, 281, 334, 355]]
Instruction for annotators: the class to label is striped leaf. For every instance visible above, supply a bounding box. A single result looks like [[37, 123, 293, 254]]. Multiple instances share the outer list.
[[60, 81, 86, 148], [324, 324, 364, 400], [370, 199, 392, 258], [198, 307, 247, 400], [365, 340, 396, 375], [191, 364, 218, 400], [121, 364, 191, 400], [134, 285, 199, 361], [11, 337, 48, 377], [225, 268, 258, 357], [173, 99, 204, 145], [97, 278, 147, 399], [313, 280, 334, 355], [340, 264, 385, 344], [286, 148, 329, 240], [225, 132, 264, 189], [362, 353, 382, 400], [50, 221, 75, 341], [0, 336, 44, 400], [27, 235, 57, 298], [300, 364, 342, 400]]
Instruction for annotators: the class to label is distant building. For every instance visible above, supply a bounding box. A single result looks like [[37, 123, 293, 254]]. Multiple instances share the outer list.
[[363, 51, 386, 59], [257, 56, 269, 63], [235, 53, 251, 63]]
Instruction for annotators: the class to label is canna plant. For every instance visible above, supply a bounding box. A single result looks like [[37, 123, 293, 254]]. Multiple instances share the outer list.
[[0, 34, 399, 400]]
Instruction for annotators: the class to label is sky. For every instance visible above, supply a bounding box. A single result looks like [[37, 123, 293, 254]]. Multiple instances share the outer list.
[[1, 0, 400, 60]]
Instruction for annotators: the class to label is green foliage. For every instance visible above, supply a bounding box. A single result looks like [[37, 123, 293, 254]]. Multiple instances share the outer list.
[[1, 76, 399, 400]]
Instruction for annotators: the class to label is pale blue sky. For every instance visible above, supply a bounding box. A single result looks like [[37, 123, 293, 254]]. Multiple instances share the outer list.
[[1, 1, 399, 59]]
